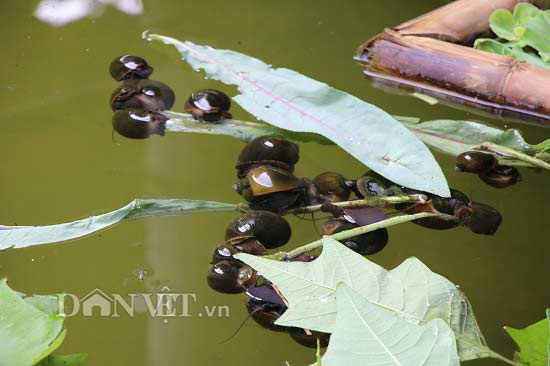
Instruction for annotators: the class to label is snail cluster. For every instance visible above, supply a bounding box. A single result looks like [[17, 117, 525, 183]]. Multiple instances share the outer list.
[[109, 55, 232, 139], [205, 135, 504, 347], [456, 151, 520, 188], [107, 55, 504, 347]]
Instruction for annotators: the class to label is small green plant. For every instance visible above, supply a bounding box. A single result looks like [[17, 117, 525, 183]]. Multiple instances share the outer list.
[[474, 3, 550, 69]]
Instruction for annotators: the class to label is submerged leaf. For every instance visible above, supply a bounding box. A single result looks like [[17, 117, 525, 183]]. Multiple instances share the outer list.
[[0, 199, 238, 249], [149, 34, 450, 197], [0, 279, 65, 366], [504, 310, 550, 366], [237, 237, 489, 361], [321, 284, 459, 366]]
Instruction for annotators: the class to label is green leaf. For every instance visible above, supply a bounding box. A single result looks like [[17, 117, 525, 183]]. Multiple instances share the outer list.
[[0, 199, 238, 249], [504, 309, 550, 366], [490, 9, 517, 40], [236, 237, 489, 361], [474, 39, 550, 69], [321, 284, 459, 366], [523, 11, 550, 62], [479, 4, 550, 68], [401, 119, 540, 157], [513, 3, 539, 26], [34, 354, 88, 366], [0, 279, 65, 366], [148, 34, 450, 197], [162, 111, 332, 145]]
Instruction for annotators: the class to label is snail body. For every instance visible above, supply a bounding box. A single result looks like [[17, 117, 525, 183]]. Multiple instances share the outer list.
[[245, 285, 287, 332]]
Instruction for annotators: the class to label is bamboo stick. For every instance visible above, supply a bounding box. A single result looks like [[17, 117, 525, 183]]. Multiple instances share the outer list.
[[394, 0, 527, 44], [356, 31, 550, 126]]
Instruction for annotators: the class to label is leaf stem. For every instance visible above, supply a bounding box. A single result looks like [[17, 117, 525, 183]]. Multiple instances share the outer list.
[[475, 142, 550, 170], [485, 350, 523, 366], [265, 212, 449, 260]]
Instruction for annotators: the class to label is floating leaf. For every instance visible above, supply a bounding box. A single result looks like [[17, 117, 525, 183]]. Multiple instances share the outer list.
[[237, 237, 490, 361], [148, 34, 450, 197], [321, 284, 459, 366], [0, 279, 65, 366], [162, 111, 331, 144], [0, 199, 238, 249], [504, 309, 550, 366], [401, 119, 541, 157]]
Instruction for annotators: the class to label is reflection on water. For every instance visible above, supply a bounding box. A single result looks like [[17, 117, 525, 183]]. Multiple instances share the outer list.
[[34, 0, 143, 26]]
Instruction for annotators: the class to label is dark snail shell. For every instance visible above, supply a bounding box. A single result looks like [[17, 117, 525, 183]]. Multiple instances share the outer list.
[[206, 260, 256, 294], [237, 136, 299, 175], [397, 189, 466, 230], [456, 151, 497, 174], [109, 55, 153, 81], [236, 165, 302, 201], [322, 217, 388, 255], [479, 166, 521, 188], [110, 79, 175, 112], [456, 202, 502, 235], [289, 328, 330, 348], [211, 244, 239, 264], [312, 172, 352, 203], [283, 253, 317, 262], [184, 89, 232, 122], [245, 285, 287, 332], [112, 109, 167, 139], [355, 172, 403, 198], [225, 211, 291, 249], [211, 239, 267, 264]]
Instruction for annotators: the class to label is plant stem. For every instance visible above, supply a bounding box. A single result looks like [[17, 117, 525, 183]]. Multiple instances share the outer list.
[[475, 142, 550, 170], [288, 194, 428, 214], [486, 350, 523, 366], [265, 212, 449, 260]]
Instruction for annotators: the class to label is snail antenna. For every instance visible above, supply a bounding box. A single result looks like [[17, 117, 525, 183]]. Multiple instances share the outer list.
[[218, 308, 259, 344]]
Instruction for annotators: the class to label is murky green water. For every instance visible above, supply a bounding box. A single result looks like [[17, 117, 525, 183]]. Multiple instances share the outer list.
[[1, 1, 549, 365]]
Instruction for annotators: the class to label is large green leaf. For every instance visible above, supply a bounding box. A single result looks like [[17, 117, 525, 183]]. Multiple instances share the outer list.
[[321, 284, 459, 366], [401, 119, 542, 157], [0, 199, 238, 249], [236, 237, 489, 361], [0, 279, 65, 366], [148, 34, 450, 197], [504, 310, 550, 366]]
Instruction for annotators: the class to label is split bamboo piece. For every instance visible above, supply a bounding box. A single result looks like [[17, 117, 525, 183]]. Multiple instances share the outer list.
[[356, 0, 550, 126]]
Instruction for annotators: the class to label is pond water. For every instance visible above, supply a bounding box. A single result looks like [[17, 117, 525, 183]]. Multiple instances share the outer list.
[[1, 0, 549, 365]]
